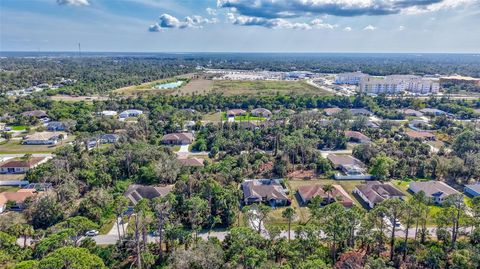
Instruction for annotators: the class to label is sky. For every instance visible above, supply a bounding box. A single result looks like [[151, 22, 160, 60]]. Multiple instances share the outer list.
[[1, 0, 479, 53]]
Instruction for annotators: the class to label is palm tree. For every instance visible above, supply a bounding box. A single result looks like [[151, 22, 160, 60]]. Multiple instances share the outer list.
[[282, 207, 296, 241], [322, 184, 334, 205]]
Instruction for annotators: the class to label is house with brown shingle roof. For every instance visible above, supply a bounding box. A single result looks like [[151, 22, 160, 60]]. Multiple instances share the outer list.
[[345, 131, 371, 143], [405, 130, 436, 140], [178, 157, 204, 167], [227, 109, 247, 117], [327, 154, 365, 169], [23, 132, 67, 145], [324, 108, 342, 116], [353, 181, 405, 209], [241, 179, 290, 207], [161, 132, 194, 145], [21, 110, 48, 118], [297, 184, 353, 207], [251, 108, 272, 118], [0, 157, 50, 174]]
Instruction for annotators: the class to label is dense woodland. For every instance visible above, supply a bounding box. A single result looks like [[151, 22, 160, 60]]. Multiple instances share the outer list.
[[0, 56, 480, 268]]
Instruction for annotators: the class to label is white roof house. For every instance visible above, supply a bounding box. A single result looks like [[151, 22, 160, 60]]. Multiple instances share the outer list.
[[119, 109, 143, 119], [101, 111, 118, 116]]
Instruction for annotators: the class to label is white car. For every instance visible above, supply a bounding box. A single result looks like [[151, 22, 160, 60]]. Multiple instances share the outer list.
[[85, 230, 99, 236]]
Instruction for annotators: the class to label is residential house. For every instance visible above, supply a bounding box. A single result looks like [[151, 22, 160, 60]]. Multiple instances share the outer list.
[[345, 131, 371, 143], [409, 181, 461, 204], [0, 157, 49, 174], [178, 157, 205, 167], [419, 108, 447, 116], [100, 110, 117, 117], [297, 184, 353, 207], [23, 132, 67, 145], [327, 154, 365, 169], [241, 179, 290, 207], [100, 134, 120, 144], [124, 184, 174, 205], [161, 132, 194, 145], [398, 109, 424, 117], [324, 108, 342, 116], [21, 110, 48, 118], [251, 108, 272, 118], [405, 130, 436, 140], [353, 181, 406, 209], [465, 183, 480, 197], [227, 109, 247, 117], [119, 109, 143, 119], [46, 121, 66, 131], [349, 108, 372, 116], [0, 189, 36, 213]]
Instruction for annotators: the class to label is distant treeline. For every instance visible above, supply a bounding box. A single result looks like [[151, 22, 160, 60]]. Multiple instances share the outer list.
[[1, 53, 480, 95]]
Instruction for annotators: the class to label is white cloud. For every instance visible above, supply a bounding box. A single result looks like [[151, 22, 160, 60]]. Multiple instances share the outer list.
[[398, 25, 406, 31], [363, 25, 377, 31], [149, 13, 218, 31], [310, 18, 337, 29], [206, 8, 217, 16], [343, 26, 352, 31], [57, 0, 89, 6]]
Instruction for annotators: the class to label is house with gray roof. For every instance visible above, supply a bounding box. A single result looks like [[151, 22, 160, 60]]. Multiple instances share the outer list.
[[124, 184, 174, 205], [409, 181, 460, 204], [241, 179, 290, 207]]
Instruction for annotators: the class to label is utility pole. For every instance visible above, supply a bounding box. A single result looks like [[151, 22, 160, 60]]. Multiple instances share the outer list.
[[78, 43, 81, 57]]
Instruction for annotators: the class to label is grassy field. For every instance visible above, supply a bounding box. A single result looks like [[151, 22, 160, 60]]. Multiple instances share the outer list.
[[0, 136, 75, 154], [220, 112, 266, 122], [212, 80, 331, 96], [10, 126, 28, 131], [49, 95, 108, 102], [202, 112, 222, 122], [114, 76, 193, 96]]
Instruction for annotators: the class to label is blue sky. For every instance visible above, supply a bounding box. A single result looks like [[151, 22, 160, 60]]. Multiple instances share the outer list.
[[1, 0, 479, 52]]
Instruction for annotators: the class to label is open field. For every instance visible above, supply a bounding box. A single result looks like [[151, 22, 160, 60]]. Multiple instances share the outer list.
[[212, 80, 332, 96], [0, 136, 75, 154], [49, 95, 108, 102]]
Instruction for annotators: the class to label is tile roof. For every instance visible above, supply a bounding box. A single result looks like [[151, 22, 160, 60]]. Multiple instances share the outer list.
[[327, 154, 364, 168], [178, 157, 204, 167], [242, 179, 288, 202], [297, 184, 353, 207], [345, 131, 370, 141], [405, 130, 435, 139], [355, 181, 405, 205]]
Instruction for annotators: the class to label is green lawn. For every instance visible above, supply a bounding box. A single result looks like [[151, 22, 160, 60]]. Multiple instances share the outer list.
[[0, 135, 75, 154], [221, 112, 266, 122], [266, 178, 367, 227], [0, 186, 20, 193], [9, 125, 28, 131]]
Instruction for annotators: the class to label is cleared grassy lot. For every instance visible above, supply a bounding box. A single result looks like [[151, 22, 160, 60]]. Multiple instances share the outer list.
[[212, 80, 331, 96], [220, 112, 266, 122]]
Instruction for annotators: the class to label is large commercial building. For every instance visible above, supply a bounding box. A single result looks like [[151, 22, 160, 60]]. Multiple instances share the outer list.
[[360, 75, 439, 95], [335, 72, 369, 85]]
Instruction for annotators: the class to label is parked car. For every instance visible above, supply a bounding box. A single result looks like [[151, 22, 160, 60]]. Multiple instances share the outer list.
[[85, 230, 99, 236]]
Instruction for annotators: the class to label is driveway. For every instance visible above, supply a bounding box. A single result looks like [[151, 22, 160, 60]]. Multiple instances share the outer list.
[[178, 144, 190, 154]]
